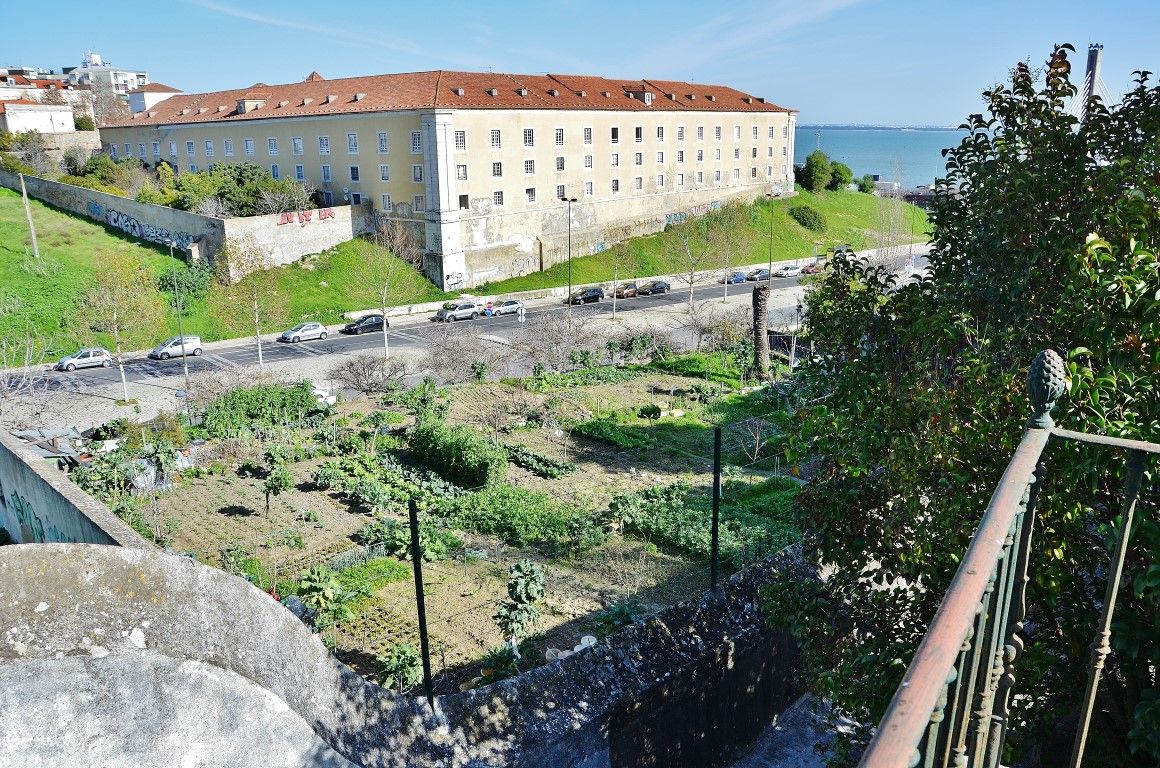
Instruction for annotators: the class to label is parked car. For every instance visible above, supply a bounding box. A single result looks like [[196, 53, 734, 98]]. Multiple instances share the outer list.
[[279, 322, 328, 343], [485, 299, 524, 317], [772, 264, 803, 278], [801, 263, 824, 275], [55, 347, 112, 372], [746, 268, 770, 281], [568, 287, 604, 304], [720, 272, 747, 285], [148, 336, 202, 360], [435, 301, 482, 321], [341, 315, 387, 335], [614, 283, 639, 298], [637, 280, 670, 295]]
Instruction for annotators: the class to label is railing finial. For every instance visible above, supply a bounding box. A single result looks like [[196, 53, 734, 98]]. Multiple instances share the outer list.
[[1027, 349, 1065, 428]]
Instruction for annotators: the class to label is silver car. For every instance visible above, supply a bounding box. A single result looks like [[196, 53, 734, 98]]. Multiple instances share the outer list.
[[280, 322, 328, 343], [489, 300, 524, 316], [434, 301, 481, 322], [148, 336, 202, 360], [55, 347, 113, 372], [773, 265, 803, 278]]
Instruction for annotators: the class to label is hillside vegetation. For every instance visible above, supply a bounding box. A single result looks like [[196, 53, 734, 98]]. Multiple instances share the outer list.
[[1, 185, 924, 356]]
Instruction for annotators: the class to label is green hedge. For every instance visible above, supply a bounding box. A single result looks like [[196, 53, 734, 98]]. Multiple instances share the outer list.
[[204, 381, 324, 437], [409, 418, 507, 488], [789, 205, 827, 232]]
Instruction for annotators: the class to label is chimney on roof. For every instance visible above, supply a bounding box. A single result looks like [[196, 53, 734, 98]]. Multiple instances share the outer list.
[[305, 71, 325, 82], [301, 97, 313, 105], [325, 94, 338, 103], [278, 100, 289, 107], [236, 96, 266, 113], [147, 110, 156, 117], [453, 87, 465, 96]]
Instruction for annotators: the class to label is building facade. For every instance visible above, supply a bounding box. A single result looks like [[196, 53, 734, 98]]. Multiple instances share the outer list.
[[0, 99, 75, 134], [64, 52, 148, 96], [100, 70, 796, 289], [127, 83, 183, 115]]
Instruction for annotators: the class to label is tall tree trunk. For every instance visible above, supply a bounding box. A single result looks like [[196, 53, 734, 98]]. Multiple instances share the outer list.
[[752, 284, 770, 379], [380, 294, 390, 360]]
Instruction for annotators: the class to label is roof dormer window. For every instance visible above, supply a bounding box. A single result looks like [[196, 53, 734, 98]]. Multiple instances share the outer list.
[[487, 88, 499, 96], [516, 87, 528, 96], [547, 89, 559, 96], [354, 92, 366, 101], [325, 94, 338, 103], [453, 87, 465, 96]]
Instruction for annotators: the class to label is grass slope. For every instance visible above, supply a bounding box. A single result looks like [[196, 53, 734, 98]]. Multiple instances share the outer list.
[[478, 187, 928, 294], [1, 184, 925, 354]]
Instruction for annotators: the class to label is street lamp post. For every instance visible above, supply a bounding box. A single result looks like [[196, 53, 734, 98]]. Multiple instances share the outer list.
[[168, 241, 194, 423], [765, 192, 775, 285], [559, 195, 577, 320]]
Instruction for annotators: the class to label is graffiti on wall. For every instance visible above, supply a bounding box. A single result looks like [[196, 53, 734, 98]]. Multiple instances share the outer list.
[[445, 272, 464, 289], [87, 200, 195, 250], [664, 199, 723, 227], [0, 476, 79, 544], [276, 208, 336, 225]]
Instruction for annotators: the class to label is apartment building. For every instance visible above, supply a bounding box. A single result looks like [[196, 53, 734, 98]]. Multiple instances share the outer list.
[[64, 52, 148, 96], [100, 70, 796, 289]]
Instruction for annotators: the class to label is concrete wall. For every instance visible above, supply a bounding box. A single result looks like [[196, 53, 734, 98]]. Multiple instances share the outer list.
[[0, 102, 75, 133], [0, 542, 802, 767], [0, 431, 147, 546], [0, 170, 368, 272]]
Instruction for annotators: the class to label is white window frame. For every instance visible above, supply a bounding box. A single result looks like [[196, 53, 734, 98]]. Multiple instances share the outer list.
[[677, 126, 685, 141], [223, 139, 233, 157], [411, 131, 422, 153], [611, 153, 619, 167], [453, 130, 466, 150], [169, 141, 177, 157], [292, 137, 304, 155], [380, 164, 392, 181], [524, 159, 535, 175], [583, 127, 592, 145], [151, 141, 160, 157], [656, 151, 664, 163], [455, 164, 467, 181], [657, 174, 664, 188], [185, 141, 194, 158], [697, 126, 704, 141], [634, 152, 642, 166], [347, 133, 359, 154], [634, 126, 643, 143], [611, 178, 620, 193], [492, 161, 503, 177], [554, 128, 564, 146], [349, 165, 360, 182], [677, 150, 684, 162], [321, 164, 332, 182], [318, 135, 330, 155], [677, 172, 684, 186], [715, 126, 722, 141], [412, 165, 423, 183], [378, 131, 389, 153], [611, 127, 619, 144], [634, 176, 643, 190], [525, 187, 536, 203], [493, 190, 504, 206], [555, 184, 565, 199], [414, 195, 425, 211], [555, 156, 565, 172], [523, 128, 535, 147], [584, 155, 593, 169], [490, 129, 501, 149], [295, 164, 305, 181], [139, 142, 146, 157], [271, 163, 280, 180], [584, 180, 593, 196], [656, 126, 664, 142], [267, 137, 278, 155], [381, 193, 393, 211]]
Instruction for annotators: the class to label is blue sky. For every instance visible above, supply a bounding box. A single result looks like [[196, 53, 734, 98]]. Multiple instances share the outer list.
[[6, 0, 1158, 126]]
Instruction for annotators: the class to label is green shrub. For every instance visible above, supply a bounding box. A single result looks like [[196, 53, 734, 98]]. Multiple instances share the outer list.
[[789, 205, 827, 232], [311, 463, 345, 490], [204, 381, 325, 437], [354, 519, 460, 561], [409, 418, 507, 487], [638, 404, 662, 420], [378, 643, 423, 692], [526, 366, 643, 391], [0, 154, 37, 175], [444, 484, 604, 553], [74, 115, 95, 132]]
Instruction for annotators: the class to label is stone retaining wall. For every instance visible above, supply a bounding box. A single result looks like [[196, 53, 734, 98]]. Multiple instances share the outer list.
[[0, 543, 803, 767], [0, 431, 147, 546]]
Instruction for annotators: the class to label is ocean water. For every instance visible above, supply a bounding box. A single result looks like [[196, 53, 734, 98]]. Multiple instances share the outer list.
[[794, 126, 963, 190]]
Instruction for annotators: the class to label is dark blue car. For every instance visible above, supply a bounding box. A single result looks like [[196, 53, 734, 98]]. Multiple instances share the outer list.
[[720, 272, 746, 285]]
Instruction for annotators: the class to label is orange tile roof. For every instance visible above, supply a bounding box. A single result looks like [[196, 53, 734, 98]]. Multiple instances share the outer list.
[[109, 70, 794, 128], [0, 98, 50, 113], [128, 82, 183, 94]]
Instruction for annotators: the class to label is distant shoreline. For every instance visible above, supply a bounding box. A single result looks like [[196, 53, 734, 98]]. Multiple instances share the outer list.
[[799, 124, 960, 131]]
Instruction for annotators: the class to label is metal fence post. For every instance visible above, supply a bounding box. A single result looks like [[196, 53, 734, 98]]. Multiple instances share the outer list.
[[408, 499, 435, 710], [711, 426, 722, 591]]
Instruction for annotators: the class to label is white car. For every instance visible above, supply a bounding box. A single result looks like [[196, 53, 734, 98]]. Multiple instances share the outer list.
[[434, 301, 482, 322], [280, 322, 328, 343], [148, 336, 202, 360], [773, 265, 803, 278], [488, 300, 524, 316], [55, 347, 113, 371]]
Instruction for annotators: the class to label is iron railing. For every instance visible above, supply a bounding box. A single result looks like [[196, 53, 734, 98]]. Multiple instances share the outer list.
[[860, 350, 1158, 768]]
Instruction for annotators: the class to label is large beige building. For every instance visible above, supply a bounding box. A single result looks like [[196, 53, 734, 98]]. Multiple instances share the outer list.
[[100, 70, 796, 289]]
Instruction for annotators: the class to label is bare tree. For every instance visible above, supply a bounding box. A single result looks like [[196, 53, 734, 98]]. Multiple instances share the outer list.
[[11, 131, 55, 176], [667, 217, 718, 308], [210, 237, 289, 370], [349, 218, 425, 359], [602, 223, 639, 320], [0, 335, 52, 429], [75, 250, 166, 403], [90, 83, 129, 127], [423, 324, 512, 384], [255, 180, 317, 216], [328, 354, 414, 396], [38, 87, 68, 106], [511, 310, 598, 373], [193, 196, 233, 218]]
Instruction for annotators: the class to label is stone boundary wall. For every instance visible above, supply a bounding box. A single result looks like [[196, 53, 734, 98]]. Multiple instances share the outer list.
[[0, 543, 803, 767], [0, 170, 369, 273], [0, 431, 147, 546]]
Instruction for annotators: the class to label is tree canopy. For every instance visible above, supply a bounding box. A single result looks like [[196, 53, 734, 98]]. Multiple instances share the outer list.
[[769, 45, 1160, 764]]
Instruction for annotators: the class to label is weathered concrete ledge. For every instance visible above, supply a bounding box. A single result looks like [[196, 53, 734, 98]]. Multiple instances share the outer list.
[[0, 543, 802, 767]]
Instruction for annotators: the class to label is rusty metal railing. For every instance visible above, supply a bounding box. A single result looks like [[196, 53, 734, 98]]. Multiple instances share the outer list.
[[859, 350, 1158, 768]]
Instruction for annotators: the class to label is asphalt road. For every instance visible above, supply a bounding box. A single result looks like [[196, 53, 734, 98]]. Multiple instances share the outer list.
[[42, 275, 806, 393]]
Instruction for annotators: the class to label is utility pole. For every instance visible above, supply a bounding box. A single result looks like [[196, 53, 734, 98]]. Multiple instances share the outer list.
[[169, 242, 194, 423], [559, 195, 577, 324], [19, 174, 40, 258], [765, 192, 775, 285]]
